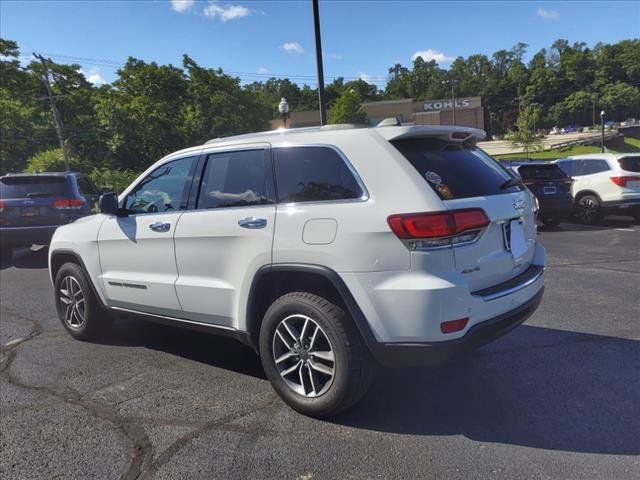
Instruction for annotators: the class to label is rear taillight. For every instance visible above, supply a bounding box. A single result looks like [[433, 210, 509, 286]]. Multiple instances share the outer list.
[[53, 198, 84, 210], [610, 176, 640, 187], [0, 201, 4, 213], [388, 208, 489, 249]]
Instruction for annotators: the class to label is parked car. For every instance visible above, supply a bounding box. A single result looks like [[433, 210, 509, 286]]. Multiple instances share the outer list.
[[554, 154, 640, 223], [48, 123, 545, 416], [0, 172, 100, 261], [506, 161, 574, 226]]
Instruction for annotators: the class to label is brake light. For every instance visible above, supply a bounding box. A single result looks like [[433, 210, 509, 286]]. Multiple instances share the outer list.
[[610, 176, 640, 187], [451, 132, 470, 140], [388, 209, 489, 249], [0, 201, 4, 213], [440, 317, 469, 334], [53, 199, 84, 210]]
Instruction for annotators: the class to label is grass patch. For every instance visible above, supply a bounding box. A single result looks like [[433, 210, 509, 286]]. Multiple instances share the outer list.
[[495, 137, 640, 161]]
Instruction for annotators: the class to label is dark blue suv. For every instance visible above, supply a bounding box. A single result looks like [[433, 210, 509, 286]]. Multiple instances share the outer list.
[[0, 172, 99, 261], [506, 161, 574, 227]]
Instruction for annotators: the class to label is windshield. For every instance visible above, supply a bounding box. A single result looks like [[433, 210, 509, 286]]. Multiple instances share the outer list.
[[391, 138, 521, 200]]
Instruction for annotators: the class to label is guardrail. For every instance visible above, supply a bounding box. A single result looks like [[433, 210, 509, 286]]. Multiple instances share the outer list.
[[547, 130, 618, 150]]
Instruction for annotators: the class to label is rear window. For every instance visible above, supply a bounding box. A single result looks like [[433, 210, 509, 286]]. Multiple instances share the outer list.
[[517, 165, 568, 180], [618, 156, 640, 173], [391, 138, 521, 200], [0, 176, 69, 199]]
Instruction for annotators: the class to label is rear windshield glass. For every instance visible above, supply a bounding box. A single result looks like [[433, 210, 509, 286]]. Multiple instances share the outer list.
[[618, 156, 640, 173], [0, 176, 68, 199], [391, 138, 521, 200], [517, 165, 568, 180]]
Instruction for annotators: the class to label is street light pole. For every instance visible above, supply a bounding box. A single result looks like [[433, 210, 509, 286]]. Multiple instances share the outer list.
[[312, 0, 327, 125], [600, 110, 605, 153]]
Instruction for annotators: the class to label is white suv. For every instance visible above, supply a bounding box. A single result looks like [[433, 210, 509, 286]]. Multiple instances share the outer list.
[[554, 153, 640, 223], [48, 124, 545, 416]]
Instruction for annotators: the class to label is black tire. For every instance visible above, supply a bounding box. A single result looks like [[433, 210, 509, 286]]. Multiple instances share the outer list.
[[54, 262, 111, 341], [575, 194, 603, 225], [0, 244, 13, 264], [259, 292, 374, 417], [632, 207, 640, 224]]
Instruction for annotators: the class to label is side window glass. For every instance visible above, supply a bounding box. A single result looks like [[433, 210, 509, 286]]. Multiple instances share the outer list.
[[77, 177, 99, 195], [557, 161, 574, 176], [197, 149, 273, 209], [273, 146, 364, 203], [125, 156, 195, 214], [596, 160, 610, 173]]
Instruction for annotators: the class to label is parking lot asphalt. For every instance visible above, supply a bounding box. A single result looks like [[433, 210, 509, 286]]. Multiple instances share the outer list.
[[1, 217, 639, 480]]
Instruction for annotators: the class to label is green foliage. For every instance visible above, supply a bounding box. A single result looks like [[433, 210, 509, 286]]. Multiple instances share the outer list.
[[89, 167, 139, 194], [505, 105, 544, 158], [24, 148, 89, 173], [328, 89, 368, 124], [599, 82, 640, 121]]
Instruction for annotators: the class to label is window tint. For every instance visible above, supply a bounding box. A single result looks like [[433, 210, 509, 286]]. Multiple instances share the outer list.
[[0, 176, 68, 199], [619, 156, 640, 173], [273, 146, 364, 203], [391, 138, 521, 200], [77, 176, 99, 196], [579, 159, 610, 175], [197, 149, 273, 209], [557, 160, 576, 176], [517, 165, 568, 180], [125, 156, 195, 214]]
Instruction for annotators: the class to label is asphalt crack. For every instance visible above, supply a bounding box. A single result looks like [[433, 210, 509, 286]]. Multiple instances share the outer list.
[[0, 307, 152, 480]]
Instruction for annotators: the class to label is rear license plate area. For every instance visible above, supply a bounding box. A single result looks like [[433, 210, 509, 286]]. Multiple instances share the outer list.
[[21, 207, 39, 217], [543, 186, 556, 194]]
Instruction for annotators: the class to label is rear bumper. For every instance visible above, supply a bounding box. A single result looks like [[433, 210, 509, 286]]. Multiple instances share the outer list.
[[602, 196, 640, 210], [537, 197, 573, 218], [0, 225, 59, 246], [370, 287, 544, 367]]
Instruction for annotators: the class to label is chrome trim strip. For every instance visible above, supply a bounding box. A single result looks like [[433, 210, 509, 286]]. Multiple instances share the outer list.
[[109, 306, 238, 332], [474, 267, 544, 302]]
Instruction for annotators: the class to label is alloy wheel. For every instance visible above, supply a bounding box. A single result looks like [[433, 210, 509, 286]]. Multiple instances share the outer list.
[[272, 314, 335, 397], [58, 276, 86, 329], [578, 197, 599, 223]]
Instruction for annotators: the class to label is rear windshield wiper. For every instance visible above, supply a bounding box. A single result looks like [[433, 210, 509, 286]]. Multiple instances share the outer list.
[[26, 192, 50, 198], [500, 178, 524, 190]]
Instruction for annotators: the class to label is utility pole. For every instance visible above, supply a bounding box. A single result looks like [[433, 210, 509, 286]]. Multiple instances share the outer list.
[[312, 0, 327, 125], [33, 53, 71, 171]]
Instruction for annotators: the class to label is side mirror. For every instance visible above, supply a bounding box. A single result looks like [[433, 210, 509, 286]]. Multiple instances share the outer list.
[[98, 192, 119, 215], [100, 187, 112, 194]]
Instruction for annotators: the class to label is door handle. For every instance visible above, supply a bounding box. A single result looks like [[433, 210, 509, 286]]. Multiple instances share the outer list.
[[149, 221, 170, 232], [238, 217, 267, 229]]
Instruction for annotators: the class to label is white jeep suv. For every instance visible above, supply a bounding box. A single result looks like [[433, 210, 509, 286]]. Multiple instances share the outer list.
[[555, 153, 640, 224], [48, 124, 545, 416]]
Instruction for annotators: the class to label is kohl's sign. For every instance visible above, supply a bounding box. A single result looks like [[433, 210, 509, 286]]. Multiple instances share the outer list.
[[424, 98, 472, 111]]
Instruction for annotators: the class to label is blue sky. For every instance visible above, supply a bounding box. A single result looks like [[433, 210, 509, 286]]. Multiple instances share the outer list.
[[1, 1, 638, 87]]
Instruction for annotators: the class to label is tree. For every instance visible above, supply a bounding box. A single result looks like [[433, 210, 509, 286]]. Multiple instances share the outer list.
[[505, 105, 543, 159], [599, 82, 640, 121], [328, 89, 368, 124]]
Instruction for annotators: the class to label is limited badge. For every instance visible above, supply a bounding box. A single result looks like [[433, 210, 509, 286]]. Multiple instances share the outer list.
[[425, 171, 442, 185]]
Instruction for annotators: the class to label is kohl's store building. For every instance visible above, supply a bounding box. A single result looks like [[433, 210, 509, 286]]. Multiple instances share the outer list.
[[275, 96, 484, 130]]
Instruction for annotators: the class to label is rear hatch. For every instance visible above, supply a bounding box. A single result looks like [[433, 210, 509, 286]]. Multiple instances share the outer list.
[[615, 156, 640, 193], [516, 164, 572, 199], [391, 137, 537, 291], [0, 175, 78, 228]]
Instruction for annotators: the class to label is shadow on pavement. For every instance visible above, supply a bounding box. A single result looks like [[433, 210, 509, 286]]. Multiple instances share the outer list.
[[97, 315, 267, 379], [1, 245, 49, 270], [333, 324, 640, 456]]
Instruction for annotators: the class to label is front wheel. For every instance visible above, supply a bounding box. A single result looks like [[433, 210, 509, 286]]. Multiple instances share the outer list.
[[54, 262, 111, 341], [576, 195, 603, 225], [259, 292, 374, 417], [541, 216, 561, 227]]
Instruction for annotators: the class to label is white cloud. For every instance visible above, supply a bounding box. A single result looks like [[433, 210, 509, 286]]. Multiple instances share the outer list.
[[281, 42, 304, 54], [328, 53, 343, 60], [203, 2, 251, 22], [79, 68, 106, 85], [170, 0, 195, 13], [537, 7, 560, 20], [257, 67, 269, 74], [411, 49, 455, 65]]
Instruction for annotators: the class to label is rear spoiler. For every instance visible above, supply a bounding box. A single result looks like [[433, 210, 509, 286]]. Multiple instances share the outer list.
[[374, 124, 486, 143]]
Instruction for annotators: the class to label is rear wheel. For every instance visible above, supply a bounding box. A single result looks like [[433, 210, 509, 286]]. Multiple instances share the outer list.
[[259, 292, 374, 417], [0, 244, 13, 264], [576, 194, 603, 225], [54, 262, 111, 340], [541, 216, 561, 227], [632, 207, 640, 223]]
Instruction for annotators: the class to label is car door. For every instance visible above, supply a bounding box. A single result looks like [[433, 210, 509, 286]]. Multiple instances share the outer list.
[[173, 144, 275, 327], [97, 155, 199, 315]]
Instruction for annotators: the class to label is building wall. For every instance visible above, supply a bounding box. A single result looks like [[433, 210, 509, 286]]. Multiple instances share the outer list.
[[279, 96, 484, 130]]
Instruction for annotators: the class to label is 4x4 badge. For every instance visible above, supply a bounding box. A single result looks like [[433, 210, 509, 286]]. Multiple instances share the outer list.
[[513, 199, 525, 210]]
